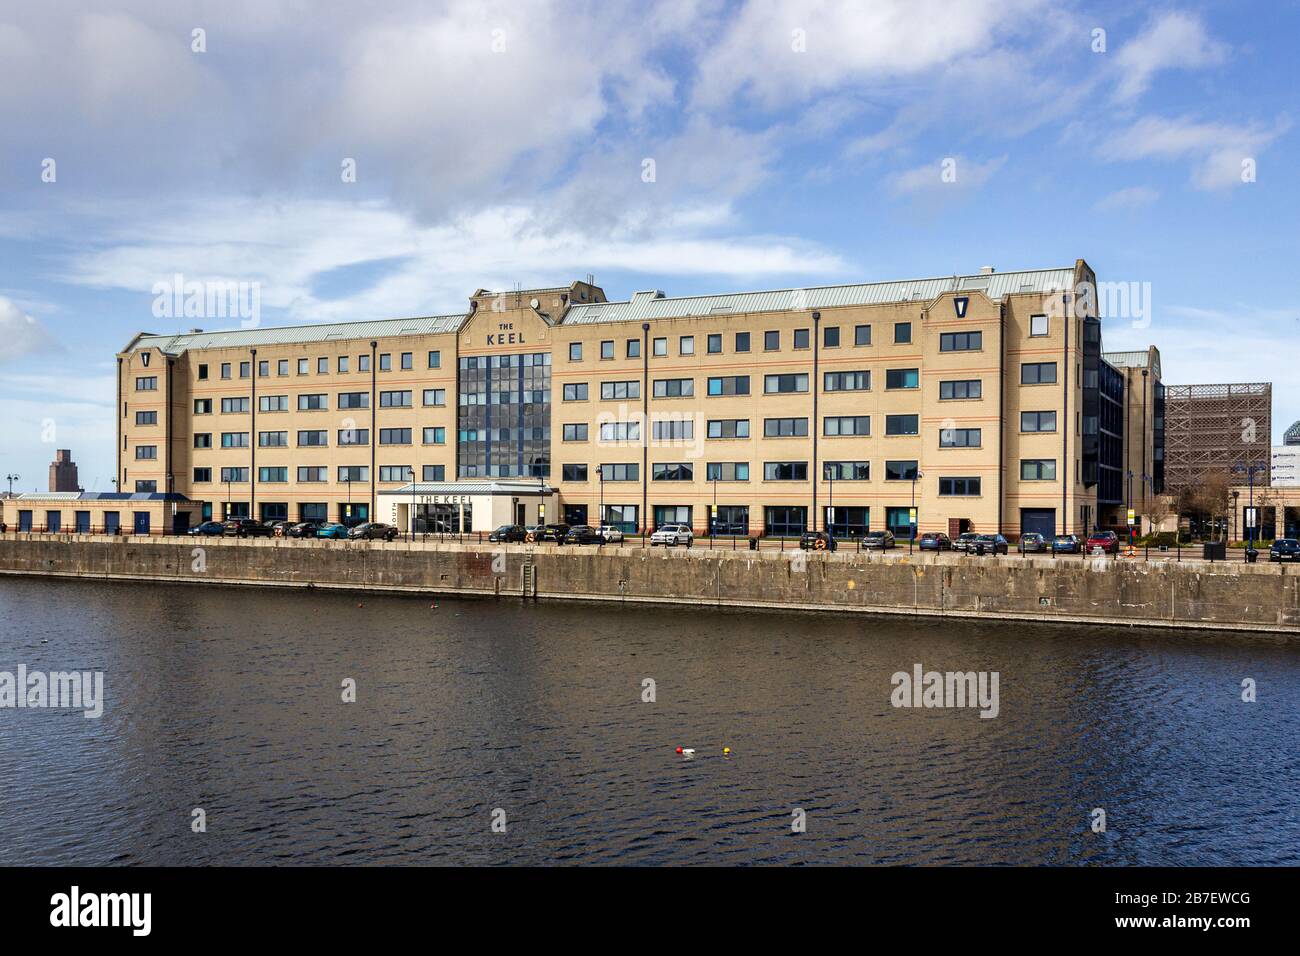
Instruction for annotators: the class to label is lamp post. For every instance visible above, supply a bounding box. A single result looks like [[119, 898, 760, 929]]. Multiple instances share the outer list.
[[827, 464, 835, 542], [1233, 463, 1265, 557], [225, 476, 232, 520], [710, 471, 717, 545], [1125, 469, 1134, 544], [345, 475, 353, 525], [1231, 490, 1240, 542], [5, 473, 18, 497], [597, 465, 604, 543], [909, 469, 923, 554]]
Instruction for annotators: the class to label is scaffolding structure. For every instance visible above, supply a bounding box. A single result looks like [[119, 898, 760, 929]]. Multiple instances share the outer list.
[[1163, 383, 1272, 492]]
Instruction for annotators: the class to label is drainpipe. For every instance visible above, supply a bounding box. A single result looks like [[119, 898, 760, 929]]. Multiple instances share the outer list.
[[811, 311, 820, 532], [370, 340, 378, 522], [1141, 367, 1149, 522], [641, 322, 650, 535], [250, 348, 257, 520], [116, 356, 123, 490], [166, 357, 175, 525], [997, 302, 1005, 535], [1061, 296, 1068, 536]]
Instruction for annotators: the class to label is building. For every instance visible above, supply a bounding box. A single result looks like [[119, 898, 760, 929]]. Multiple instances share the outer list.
[[1284, 420, 1300, 446], [1272, 445, 1300, 487], [49, 449, 79, 492], [1100, 348, 1165, 532], [1161, 382, 1271, 493], [1, 492, 195, 534], [115, 260, 1161, 539]]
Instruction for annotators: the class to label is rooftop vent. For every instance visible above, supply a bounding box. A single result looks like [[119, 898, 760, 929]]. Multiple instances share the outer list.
[[188, 328, 204, 333], [980, 266, 995, 274]]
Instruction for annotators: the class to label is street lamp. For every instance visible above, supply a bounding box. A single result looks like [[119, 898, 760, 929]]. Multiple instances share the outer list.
[[827, 464, 835, 543], [1231, 490, 1240, 542], [596, 465, 605, 544], [5, 473, 18, 497], [1125, 469, 1134, 543], [909, 469, 924, 554], [710, 470, 717, 546], [345, 475, 353, 525], [1233, 463, 1266, 557]]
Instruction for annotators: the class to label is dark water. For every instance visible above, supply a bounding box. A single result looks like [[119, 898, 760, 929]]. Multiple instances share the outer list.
[[1, 576, 1297, 866]]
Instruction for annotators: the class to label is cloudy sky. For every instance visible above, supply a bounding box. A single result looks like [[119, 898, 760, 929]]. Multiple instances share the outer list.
[[1, 0, 1296, 490]]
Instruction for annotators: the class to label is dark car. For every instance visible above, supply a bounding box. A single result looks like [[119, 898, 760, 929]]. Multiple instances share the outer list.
[[269, 520, 296, 538], [1086, 530, 1120, 555], [488, 524, 527, 543], [917, 532, 951, 551], [1051, 534, 1082, 554], [862, 530, 896, 550], [1269, 538, 1300, 562], [1018, 532, 1047, 553], [528, 524, 570, 543], [287, 520, 326, 538], [969, 533, 1009, 555], [348, 522, 399, 541], [188, 520, 226, 536], [799, 530, 837, 551], [565, 525, 604, 545], [223, 519, 273, 538], [952, 532, 980, 553]]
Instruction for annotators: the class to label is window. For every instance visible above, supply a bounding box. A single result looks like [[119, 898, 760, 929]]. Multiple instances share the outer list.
[[940, 427, 981, 447], [358, 354, 370, 372], [427, 350, 441, 369], [194, 399, 212, 414], [824, 370, 869, 392], [239, 362, 250, 378], [562, 464, 588, 482], [259, 395, 288, 412], [600, 463, 639, 481], [764, 461, 808, 481], [653, 378, 693, 398], [824, 460, 870, 481], [275, 359, 291, 376], [894, 322, 911, 344], [1021, 459, 1057, 481], [563, 383, 588, 401], [219, 467, 248, 483], [298, 393, 328, 411], [884, 460, 919, 481], [940, 330, 982, 351], [221, 363, 232, 379], [1021, 362, 1057, 385], [258, 431, 289, 447], [823, 326, 840, 348], [338, 466, 368, 483], [940, 379, 981, 400], [764, 330, 780, 351], [707, 333, 722, 354], [135, 376, 157, 391], [600, 340, 614, 360], [1030, 314, 1049, 337], [652, 463, 693, 481], [193, 467, 211, 482], [563, 423, 588, 442], [334, 356, 348, 374], [220, 432, 249, 448], [422, 465, 446, 482], [297, 358, 309, 375], [380, 390, 412, 408], [299, 502, 328, 520], [793, 328, 809, 349], [379, 353, 392, 371], [379, 465, 412, 482], [1021, 410, 1057, 432], [259, 467, 288, 482], [298, 430, 328, 447], [600, 381, 639, 400], [764, 506, 808, 536], [400, 352, 412, 370], [221, 397, 250, 413], [735, 331, 750, 352], [764, 417, 808, 438], [257, 360, 269, 377], [764, 373, 808, 394], [854, 324, 871, 346], [707, 419, 749, 439], [338, 429, 369, 446], [423, 427, 446, 445], [135, 410, 157, 425], [197, 364, 208, 380], [885, 414, 919, 436], [570, 342, 583, 362], [679, 335, 694, 355], [380, 428, 412, 445], [626, 339, 640, 358], [653, 337, 667, 356], [885, 368, 919, 389], [652, 419, 694, 442], [939, 477, 981, 496], [316, 357, 329, 374], [707, 375, 749, 396], [135, 445, 157, 460], [338, 392, 368, 409], [423, 388, 446, 406], [194, 433, 212, 448], [297, 466, 327, 482], [824, 416, 870, 436], [599, 421, 640, 442], [705, 462, 749, 481]]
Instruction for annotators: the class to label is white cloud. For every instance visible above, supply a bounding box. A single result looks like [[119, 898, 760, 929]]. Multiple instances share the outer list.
[[1094, 186, 1159, 211], [0, 297, 60, 361], [1102, 115, 1287, 189], [1111, 12, 1228, 103]]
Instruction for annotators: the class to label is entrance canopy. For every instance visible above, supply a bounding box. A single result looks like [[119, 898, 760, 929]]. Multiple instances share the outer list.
[[378, 480, 558, 534]]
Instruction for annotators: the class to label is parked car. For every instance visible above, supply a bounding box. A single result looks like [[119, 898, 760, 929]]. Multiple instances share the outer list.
[[1052, 534, 1082, 554], [951, 532, 980, 553], [1018, 532, 1048, 553], [564, 525, 603, 545], [188, 520, 226, 536], [862, 530, 896, 550], [316, 523, 349, 540], [528, 524, 570, 543], [348, 522, 399, 541], [917, 531, 951, 552], [287, 520, 326, 538], [598, 525, 625, 543], [650, 524, 693, 547], [799, 530, 837, 551], [488, 524, 527, 543], [1269, 538, 1300, 562], [223, 519, 273, 538], [269, 520, 295, 538], [1086, 530, 1120, 555], [969, 533, 1009, 555]]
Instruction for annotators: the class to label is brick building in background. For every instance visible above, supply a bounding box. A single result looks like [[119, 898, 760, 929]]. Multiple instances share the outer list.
[[48, 449, 80, 492]]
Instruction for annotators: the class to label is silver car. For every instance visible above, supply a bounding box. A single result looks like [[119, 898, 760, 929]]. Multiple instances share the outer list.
[[650, 524, 693, 547], [598, 525, 625, 543]]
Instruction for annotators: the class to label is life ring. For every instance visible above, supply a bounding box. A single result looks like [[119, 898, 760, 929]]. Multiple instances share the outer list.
[[814, 537, 827, 550], [1125, 545, 1137, 558], [525, 531, 536, 543]]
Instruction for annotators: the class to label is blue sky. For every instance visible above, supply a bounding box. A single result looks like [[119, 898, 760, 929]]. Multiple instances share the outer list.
[[1, 0, 1297, 490]]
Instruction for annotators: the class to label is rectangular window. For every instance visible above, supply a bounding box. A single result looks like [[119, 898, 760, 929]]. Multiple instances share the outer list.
[[221, 363, 232, 379], [380, 390, 412, 408], [298, 393, 328, 411], [793, 328, 809, 349], [379, 353, 392, 371], [854, 324, 871, 346], [274, 359, 287, 376], [885, 368, 919, 389], [193, 467, 211, 482], [600, 463, 639, 481], [562, 423, 588, 442], [219, 467, 249, 483], [135, 445, 157, 460], [707, 419, 750, 439], [422, 388, 446, 406], [563, 383, 588, 401], [338, 466, 369, 483], [297, 358, 309, 375], [135, 410, 157, 425], [652, 462, 693, 481], [194, 399, 212, 414], [379, 465, 412, 482], [653, 378, 693, 398], [317, 357, 328, 374], [220, 432, 249, 448], [337, 356, 349, 374], [600, 340, 614, 360], [358, 354, 370, 372], [707, 375, 749, 396], [940, 330, 982, 351], [884, 460, 919, 481], [824, 460, 870, 481], [764, 373, 808, 394], [297, 466, 328, 483], [258, 466, 288, 482], [338, 429, 369, 446], [823, 326, 840, 347], [939, 477, 982, 496], [735, 331, 750, 352], [258, 431, 289, 447], [599, 421, 641, 443], [1021, 459, 1057, 481], [1030, 314, 1049, 337], [894, 322, 911, 344], [705, 462, 749, 481], [428, 350, 441, 369], [258, 360, 269, 377], [197, 364, 208, 380], [653, 337, 667, 357], [422, 465, 446, 482], [764, 461, 808, 481], [239, 362, 250, 378], [569, 342, 583, 361], [885, 414, 919, 436], [824, 415, 870, 436], [338, 392, 369, 409], [707, 333, 722, 354], [626, 339, 640, 358], [600, 381, 639, 400], [194, 433, 212, 449], [764, 330, 780, 351], [940, 379, 982, 400], [652, 419, 694, 442], [562, 464, 588, 482], [940, 427, 981, 448], [259, 395, 288, 412], [1021, 410, 1057, 432], [220, 397, 250, 413], [380, 428, 412, 445], [764, 506, 808, 536], [1021, 362, 1058, 385], [400, 352, 413, 370], [297, 430, 328, 447], [824, 370, 870, 392], [135, 376, 157, 391], [764, 417, 808, 438], [423, 427, 446, 445], [679, 335, 694, 355]]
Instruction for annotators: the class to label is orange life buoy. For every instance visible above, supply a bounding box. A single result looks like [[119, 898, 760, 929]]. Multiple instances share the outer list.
[[525, 532, 536, 543], [814, 537, 827, 550]]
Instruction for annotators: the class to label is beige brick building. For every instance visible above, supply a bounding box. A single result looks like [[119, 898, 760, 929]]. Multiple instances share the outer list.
[[115, 259, 1147, 540]]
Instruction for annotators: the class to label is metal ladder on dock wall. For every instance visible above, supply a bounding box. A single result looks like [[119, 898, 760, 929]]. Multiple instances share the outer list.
[[521, 557, 536, 598]]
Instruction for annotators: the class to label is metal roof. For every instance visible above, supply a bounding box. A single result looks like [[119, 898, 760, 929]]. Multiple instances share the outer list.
[[1285, 421, 1300, 445], [130, 313, 468, 354], [381, 481, 555, 496], [561, 268, 1077, 325], [15, 492, 193, 502]]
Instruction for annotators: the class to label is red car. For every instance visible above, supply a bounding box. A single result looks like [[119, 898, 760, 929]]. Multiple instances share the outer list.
[[1086, 530, 1120, 555]]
